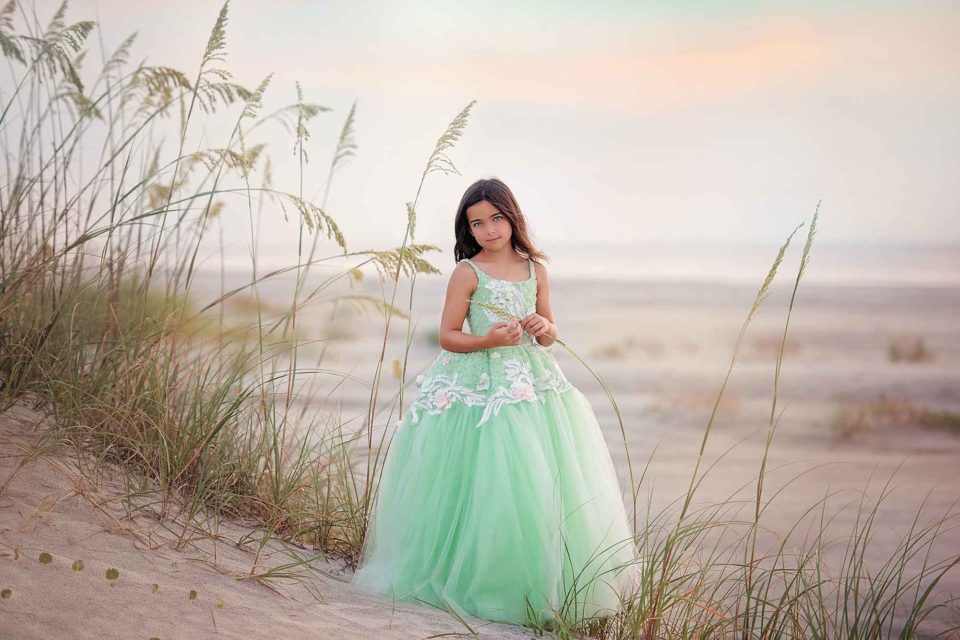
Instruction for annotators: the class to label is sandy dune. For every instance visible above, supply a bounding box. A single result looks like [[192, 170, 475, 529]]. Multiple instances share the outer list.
[[0, 403, 535, 640]]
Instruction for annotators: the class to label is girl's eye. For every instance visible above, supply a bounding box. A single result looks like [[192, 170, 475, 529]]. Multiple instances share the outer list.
[[471, 215, 501, 228]]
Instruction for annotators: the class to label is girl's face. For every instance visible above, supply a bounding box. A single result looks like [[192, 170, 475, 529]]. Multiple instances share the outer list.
[[466, 200, 512, 252]]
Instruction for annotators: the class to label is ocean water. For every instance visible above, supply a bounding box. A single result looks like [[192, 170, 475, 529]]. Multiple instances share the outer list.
[[230, 241, 960, 288], [512, 241, 960, 287]]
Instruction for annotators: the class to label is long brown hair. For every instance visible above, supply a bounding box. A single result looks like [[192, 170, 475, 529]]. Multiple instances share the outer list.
[[453, 177, 548, 264]]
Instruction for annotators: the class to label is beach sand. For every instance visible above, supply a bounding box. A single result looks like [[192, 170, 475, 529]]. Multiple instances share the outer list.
[[0, 403, 535, 639]]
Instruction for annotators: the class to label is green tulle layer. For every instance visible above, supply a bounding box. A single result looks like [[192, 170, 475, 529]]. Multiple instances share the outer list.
[[353, 388, 641, 626]]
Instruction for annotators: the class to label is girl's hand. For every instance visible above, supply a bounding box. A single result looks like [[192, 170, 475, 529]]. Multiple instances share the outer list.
[[485, 320, 522, 347], [520, 313, 551, 337]]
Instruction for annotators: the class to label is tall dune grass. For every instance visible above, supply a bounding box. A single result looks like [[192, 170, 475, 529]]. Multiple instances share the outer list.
[[0, 0, 439, 564], [0, 3, 956, 639]]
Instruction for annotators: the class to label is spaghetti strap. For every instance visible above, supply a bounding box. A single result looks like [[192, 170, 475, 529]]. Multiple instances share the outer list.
[[528, 259, 535, 280], [461, 258, 484, 279]]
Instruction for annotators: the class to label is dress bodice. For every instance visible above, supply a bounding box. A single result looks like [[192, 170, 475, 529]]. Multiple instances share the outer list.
[[401, 256, 573, 428], [462, 258, 538, 347]]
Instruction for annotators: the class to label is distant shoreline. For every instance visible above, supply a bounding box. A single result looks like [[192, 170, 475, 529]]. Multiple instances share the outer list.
[[186, 241, 960, 289], [186, 265, 960, 292]]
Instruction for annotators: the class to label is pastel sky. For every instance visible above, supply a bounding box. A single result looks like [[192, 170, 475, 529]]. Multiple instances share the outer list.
[[32, 1, 960, 260]]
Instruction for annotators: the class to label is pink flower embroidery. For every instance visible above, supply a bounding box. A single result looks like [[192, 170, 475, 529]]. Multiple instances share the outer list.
[[442, 356, 451, 366], [434, 391, 452, 410], [511, 382, 536, 401]]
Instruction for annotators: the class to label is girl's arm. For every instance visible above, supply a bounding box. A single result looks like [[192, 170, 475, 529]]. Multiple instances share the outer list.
[[439, 263, 520, 352], [525, 261, 559, 347]]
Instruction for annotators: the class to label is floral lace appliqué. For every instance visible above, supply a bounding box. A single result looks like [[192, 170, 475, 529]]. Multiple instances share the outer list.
[[405, 353, 574, 428], [406, 372, 486, 425], [476, 372, 491, 391]]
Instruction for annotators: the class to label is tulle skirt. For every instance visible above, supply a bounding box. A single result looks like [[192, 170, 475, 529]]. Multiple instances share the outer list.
[[352, 387, 642, 626]]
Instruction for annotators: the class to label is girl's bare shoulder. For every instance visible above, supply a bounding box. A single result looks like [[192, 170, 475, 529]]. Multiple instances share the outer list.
[[449, 261, 479, 288]]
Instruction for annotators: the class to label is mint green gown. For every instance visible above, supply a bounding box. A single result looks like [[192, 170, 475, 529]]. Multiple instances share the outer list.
[[353, 258, 641, 626]]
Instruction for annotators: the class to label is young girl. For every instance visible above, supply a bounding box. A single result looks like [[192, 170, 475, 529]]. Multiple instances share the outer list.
[[353, 177, 641, 626]]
